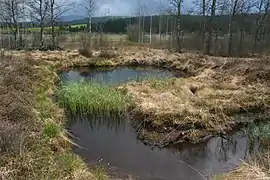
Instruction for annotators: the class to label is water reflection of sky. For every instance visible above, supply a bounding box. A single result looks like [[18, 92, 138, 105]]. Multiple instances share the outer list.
[[62, 67, 248, 180], [59, 67, 175, 86], [69, 115, 248, 180]]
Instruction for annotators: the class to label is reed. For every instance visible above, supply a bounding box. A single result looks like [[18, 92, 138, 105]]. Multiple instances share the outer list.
[[57, 81, 133, 116]]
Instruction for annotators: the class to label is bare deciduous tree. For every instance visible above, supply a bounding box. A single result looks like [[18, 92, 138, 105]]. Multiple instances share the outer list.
[[27, 0, 50, 47], [170, 0, 184, 53], [227, 0, 240, 55], [0, 0, 24, 48], [136, 0, 146, 44], [252, 0, 270, 55], [205, 0, 217, 55], [48, 0, 71, 49], [81, 0, 96, 36]]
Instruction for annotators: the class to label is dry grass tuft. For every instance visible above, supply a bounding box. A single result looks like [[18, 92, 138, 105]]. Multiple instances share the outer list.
[[214, 164, 269, 180], [0, 121, 26, 154]]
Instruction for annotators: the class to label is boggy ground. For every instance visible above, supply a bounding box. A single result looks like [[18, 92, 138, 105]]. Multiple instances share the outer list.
[[10, 47, 270, 147], [5, 47, 270, 179]]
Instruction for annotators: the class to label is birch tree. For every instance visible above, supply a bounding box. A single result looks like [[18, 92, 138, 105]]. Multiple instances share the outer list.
[[136, 0, 146, 43], [81, 0, 96, 36], [48, 0, 71, 49], [170, 0, 184, 53], [27, 0, 50, 47]]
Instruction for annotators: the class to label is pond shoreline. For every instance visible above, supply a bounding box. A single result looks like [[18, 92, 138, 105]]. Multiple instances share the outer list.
[[7, 48, 270, 179], [32, 48, 269, 148]]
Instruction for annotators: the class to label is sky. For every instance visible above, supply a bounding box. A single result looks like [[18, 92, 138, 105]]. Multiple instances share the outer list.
[[72, 0, 192, 17]]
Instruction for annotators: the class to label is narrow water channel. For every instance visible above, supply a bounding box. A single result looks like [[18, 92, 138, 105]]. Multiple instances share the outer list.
[[60, 67, 249, 180]]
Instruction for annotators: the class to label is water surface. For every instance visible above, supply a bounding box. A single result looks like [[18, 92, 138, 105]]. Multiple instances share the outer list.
[[60, 67, 176, 85], [60, 67, 249, 180]]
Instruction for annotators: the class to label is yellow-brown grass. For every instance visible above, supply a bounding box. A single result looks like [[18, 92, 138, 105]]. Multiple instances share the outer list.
[[0, 53, 104, 179], [3, 46, 270, 179]]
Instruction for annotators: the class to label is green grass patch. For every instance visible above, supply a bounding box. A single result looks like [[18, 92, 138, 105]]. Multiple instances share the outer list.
[[44, 122, 61, 138], [56, 81, 133, 116], [248, 122, 270, 146]]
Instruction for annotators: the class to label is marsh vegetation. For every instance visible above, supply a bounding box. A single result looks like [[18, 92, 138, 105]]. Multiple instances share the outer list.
[[57, 81, 133, 116]]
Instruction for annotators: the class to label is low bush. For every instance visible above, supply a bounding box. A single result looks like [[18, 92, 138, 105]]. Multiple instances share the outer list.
[[78, 48, 93, 58]]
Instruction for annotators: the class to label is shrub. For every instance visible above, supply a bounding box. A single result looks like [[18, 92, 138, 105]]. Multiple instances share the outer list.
[[78, 33, 93, 58], [78, 48, 93, 58], [126, 24, 140, 42]]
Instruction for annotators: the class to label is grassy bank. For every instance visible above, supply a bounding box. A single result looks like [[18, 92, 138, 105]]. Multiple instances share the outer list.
[[0, 54, 106, 179], [57, 81, 133, 116]]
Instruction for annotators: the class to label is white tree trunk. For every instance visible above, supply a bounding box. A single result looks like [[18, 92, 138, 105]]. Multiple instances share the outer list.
[[138, 16, 141, 43], [150, 15, 152, 44], [142, 15, 145, 43], [166, 15, 169, 37], [159, 15, 162, 42], [89, 16, 92, 34]]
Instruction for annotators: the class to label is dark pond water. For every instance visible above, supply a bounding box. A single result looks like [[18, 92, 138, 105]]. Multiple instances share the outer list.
[[59, 67, 178, 85], [60, 67, 249, 180]]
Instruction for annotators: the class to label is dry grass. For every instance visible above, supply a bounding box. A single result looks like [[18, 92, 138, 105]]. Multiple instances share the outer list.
[[215, 152, 270, 180], [121, 75, 270, 145], [98, 50, 117, 59], [214, 164, 269, 180], [2, 46, 270, 179], [0, 53, 104, 179], [114, 51, 270, 145]]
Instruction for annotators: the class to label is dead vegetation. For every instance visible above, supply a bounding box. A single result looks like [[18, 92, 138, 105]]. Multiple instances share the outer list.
[[214, 163, 269, 180], [2, 46, 270, 179], [0, 53, 103, 179]]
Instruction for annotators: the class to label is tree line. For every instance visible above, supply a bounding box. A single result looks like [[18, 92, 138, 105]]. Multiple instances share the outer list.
[[0, 0, 71, 50], [1, 0, 270, 57]]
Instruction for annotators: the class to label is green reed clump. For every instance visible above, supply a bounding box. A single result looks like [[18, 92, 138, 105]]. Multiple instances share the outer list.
[[56, 81, 133, 116]]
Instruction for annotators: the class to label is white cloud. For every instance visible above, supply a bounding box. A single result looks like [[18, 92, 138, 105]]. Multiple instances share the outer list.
[[70, 0, 193, 17], [96, 0, 134, 16]]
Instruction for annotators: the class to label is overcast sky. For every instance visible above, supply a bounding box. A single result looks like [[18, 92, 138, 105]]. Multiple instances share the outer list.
[[72, 0, 192, 17]]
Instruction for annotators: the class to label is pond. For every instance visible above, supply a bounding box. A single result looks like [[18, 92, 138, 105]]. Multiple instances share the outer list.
[[60, 67, 249, 180]]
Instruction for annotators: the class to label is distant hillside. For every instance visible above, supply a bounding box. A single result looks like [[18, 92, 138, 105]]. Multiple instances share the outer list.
[[60, 15, 86, 22], [66, 16, 130, 25]]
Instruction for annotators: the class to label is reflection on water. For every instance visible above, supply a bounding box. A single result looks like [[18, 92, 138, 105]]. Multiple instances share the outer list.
[[59, 67, 176, 85], [67, 114, 248, 180], [61, 67, 249, 180]]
